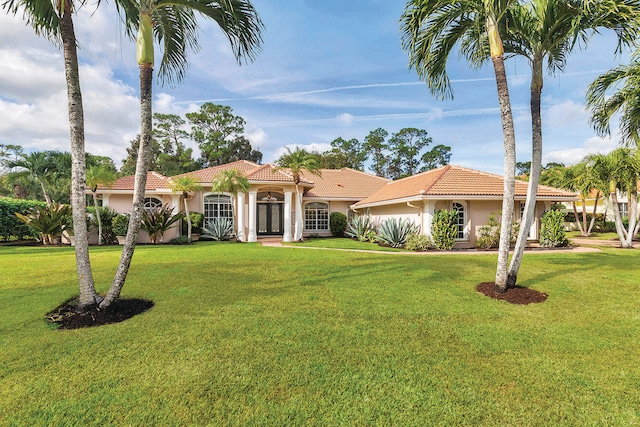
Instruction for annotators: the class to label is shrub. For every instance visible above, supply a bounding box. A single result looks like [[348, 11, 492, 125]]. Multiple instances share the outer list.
[[168, 235, 191, 245], [88, 206, 119, 244], [540, 209, 569, 247], [141, 204, 184, 244], [15, 202, 71, 245], [345, 216, 377, 242], [329, 212, 347, 237], [405, 233, 432, 251], [0, 198, 46, 240], [431, 209, 458, 251], [181, 212, 204, 235], [112, 214, 130, 236], [376, 218, 420, 248], [202, 218, 234, 241], [476, 212, 500, 249]]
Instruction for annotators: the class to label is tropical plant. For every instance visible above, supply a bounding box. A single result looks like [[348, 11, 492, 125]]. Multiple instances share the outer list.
[[401, 0, 516, 290], [202, 217, 234, 241], [141, 205, 184, 244], [345, 215, 377, 242], [476, 212, 501, 249], [182, 212, 204, 235], [376, 218, 420, 248], [504, 0, 640, 288], [169, 176, 202, 242], [112, 213, 130, 237], [211, 168, 249, 240], [275, 148, 322, 241], [404, 233, 432, 251], [431, 209, 458, 251], [329, 212, 348, 237], [15, 202, 71, 245], [539, 209, 569, 248], [100, 0, 263, 309], [86, 165, 116, 245], [88, 206, 119, 245]]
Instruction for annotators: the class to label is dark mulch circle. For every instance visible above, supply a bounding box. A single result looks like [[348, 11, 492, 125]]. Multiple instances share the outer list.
[[476, 282, 547, 305], [45, 297, 154, 330]]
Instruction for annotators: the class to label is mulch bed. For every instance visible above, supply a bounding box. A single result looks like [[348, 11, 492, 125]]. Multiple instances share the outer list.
[[46, 297, 154, 330], [476, 282, 547, 305]]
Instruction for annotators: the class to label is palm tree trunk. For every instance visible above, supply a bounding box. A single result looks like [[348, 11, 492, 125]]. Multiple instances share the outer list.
[[508, 83, 542, 288], [100, 63, 153, 309], [572, 202, 586, 235], [40, 181, 53, 206], [624, 188, 637, 247], [491, 54, 517, 293], [183, 196, 192, 242], [60, 5, 99, 308], [611, 191, 628, 246], [586, 196, 599, 236], [92, 191, 103, 245]]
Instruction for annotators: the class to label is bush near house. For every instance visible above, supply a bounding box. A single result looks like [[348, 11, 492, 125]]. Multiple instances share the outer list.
[[112, 214, 130, 237], [182, 212, 204, 235], [431, 209, 458, 250], [14, 202, 71, 245], [345, 216, 377, 242], [540, 209, 569, 248], [0, 198, 46, 240], [376, 218, 420, 248], [404, 233, 432, 251], [329, 212, 347, 237]]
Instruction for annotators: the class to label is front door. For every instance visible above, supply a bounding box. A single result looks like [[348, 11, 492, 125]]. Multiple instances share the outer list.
[[257, 202, 283, 235]]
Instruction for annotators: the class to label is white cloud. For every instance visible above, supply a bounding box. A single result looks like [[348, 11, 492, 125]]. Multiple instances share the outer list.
[[245, 124, 269, 149], [337, 113, 353, 125], [543, 135, 618, 166], [543, 100, 590, 129]]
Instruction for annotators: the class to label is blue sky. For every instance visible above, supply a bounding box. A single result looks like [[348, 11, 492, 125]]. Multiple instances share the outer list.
[[0, 0, 630, 175]]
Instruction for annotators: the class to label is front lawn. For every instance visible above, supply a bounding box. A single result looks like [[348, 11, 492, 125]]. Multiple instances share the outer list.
[[1, 243, 638, 425], [285, 237, 405, 252]]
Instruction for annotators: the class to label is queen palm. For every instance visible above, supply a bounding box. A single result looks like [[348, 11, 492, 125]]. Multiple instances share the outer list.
[[100, 0, 263, 309], [5, 151, 55, 205], [211, 168, 249, 240], [169, 175, 202, 242], [401, 0, 517, 292], [86, 165, 116, 245], [275, 148, 322, 241], [504, 0, 640, 288]]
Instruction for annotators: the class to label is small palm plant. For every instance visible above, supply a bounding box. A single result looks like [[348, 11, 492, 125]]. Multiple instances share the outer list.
[[15, 202, 71, 245], [140, 204, 184, 244]]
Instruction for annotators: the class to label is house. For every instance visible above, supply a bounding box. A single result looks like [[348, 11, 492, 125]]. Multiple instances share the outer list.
[[98, 160, 389, 243], [352, 165, 577, 248], [97, 161, 577, 246]]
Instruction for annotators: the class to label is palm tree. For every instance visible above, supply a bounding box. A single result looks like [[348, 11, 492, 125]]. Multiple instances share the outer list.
[[169, 175, 202, 242], [3, 0, 107, 307], [559, 161, 604, 237], [86, 165, 116, 245], [504, 0, 640, 287], [211, 168, 249, 240], [5, 151, 55, 205], [401, 0, 517, 292], [275, 148, 322, 241], [100, 0, 263, 309]]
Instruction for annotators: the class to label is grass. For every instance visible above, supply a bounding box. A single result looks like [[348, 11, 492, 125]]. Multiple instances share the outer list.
[[567, 230, 620, 241], [1, 242, 639, 425], [285, 237, 405, 252]]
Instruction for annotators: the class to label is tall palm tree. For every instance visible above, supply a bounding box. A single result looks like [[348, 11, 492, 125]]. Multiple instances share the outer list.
[[169, 175, 202, 242], [401, 0, 517, 292], [211, 168, 249, 239], [3, 0, 109, 307], [86, 165, 116, 245], [504, 0, 640, 287], [275, 148, 322, 241], [100, 0, 263, 309], [5, 151, 55, 205]]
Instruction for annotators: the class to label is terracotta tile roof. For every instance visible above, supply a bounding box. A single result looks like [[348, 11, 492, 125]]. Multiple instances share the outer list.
[[303, 168, 390, 199], [355, 165, 577, 207], [246, 164, 313, 183], [103, 171, 169, 191], [174, 160, 260, 183]]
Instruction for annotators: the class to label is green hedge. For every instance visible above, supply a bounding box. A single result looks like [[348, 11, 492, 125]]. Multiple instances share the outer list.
[[0, 198, 47, 240]]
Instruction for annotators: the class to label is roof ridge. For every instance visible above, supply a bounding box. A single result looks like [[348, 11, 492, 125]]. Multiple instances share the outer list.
[[335, 167, 391, 181], [419, 164, 451, 193]]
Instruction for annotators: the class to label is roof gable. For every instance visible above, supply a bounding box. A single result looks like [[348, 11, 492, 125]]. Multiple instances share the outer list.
[[303, 168, 390, 199]]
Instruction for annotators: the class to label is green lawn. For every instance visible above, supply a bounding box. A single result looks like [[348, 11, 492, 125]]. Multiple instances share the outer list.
[[285, 237, 405, 252], [1, 243, 639, 425]]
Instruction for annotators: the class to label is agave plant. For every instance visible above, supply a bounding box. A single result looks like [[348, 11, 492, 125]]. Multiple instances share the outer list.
[[202, 218, 234, 241], [141, 204, 184, 244], [345, 215, 377, 242], [376, 218, 420, 248], [15, 202, 71, 245]]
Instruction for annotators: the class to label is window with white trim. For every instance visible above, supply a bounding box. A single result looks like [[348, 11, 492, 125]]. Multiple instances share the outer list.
[[204, 194, 233, 228], [452, 202, 466, 240], [305, 202, 329, 231], [144, 197, 162, 211]]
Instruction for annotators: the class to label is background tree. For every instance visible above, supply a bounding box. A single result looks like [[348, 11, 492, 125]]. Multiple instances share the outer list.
[[387, 128, 432, 179], [154, 113, 201, 176], [86, 165, 116, 245], [120, 135, 161, 176], [5, 151, 57, 205], [187, 103, 262, 167], [275, 148, 322, 241], [364, 128, 389, 177], [100, 0, 264, 310], [322, 137, 367, 170], [401, 0, 517, 292], [421, 144, 451, 171], [211, 168, 249, 240], [169, 175, 202, 242]]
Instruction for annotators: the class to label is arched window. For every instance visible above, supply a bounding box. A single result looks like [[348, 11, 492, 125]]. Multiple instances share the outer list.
[[452, 202, 466, 240], [204, 194, 233, 228], [144, 197, 162, 211], [305, 202, 329, 231]]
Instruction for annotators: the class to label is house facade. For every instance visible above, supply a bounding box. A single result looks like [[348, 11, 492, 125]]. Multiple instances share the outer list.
[[97, 162, 577, 246]]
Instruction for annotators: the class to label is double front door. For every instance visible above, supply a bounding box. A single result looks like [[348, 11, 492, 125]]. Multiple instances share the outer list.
[[257, 202, 283, 235]]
